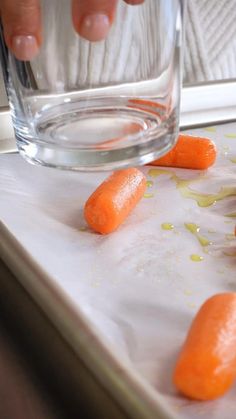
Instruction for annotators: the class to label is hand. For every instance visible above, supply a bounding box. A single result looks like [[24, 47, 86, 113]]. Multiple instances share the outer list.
[[0, 0, 144, 61]]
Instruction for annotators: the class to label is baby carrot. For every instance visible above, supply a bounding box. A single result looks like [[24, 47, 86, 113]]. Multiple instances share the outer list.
[[150, 134, 217, 170], [84, 168, 146, 234], [173, 293, 236, 401]]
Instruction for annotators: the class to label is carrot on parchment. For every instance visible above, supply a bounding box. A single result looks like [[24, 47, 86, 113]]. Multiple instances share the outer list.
[[84, 168, 146, 234], [151, 134, 217, 170], [173, 293, 236, 401]]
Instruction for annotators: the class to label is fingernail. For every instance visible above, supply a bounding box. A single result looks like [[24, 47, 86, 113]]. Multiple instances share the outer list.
[[12, 35, 39, 61], [80, 14, 110, 42]]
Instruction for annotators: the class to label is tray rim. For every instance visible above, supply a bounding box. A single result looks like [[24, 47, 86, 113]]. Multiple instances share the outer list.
[[0, 221, 179, 419], [180, 79, 236, 129]]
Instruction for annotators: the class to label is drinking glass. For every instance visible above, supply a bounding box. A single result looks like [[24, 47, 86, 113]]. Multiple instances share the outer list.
[[0, 0, 185, 171]]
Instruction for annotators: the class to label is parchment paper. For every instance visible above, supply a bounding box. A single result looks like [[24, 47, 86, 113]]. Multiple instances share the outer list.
[[0, 122, 236, 418]]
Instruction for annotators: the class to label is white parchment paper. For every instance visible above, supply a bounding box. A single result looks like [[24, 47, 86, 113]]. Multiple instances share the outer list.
[[0, 123, 236, 418]]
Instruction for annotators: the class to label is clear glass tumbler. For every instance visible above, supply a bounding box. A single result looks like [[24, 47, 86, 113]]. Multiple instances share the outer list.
[[0, 0, 185, 171]]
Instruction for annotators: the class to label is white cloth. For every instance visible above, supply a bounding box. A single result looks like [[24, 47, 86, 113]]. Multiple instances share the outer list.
[[184, 0, 236, 83]]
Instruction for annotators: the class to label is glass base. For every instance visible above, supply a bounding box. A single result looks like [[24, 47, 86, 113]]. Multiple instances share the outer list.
[[16, 108, 178, 171]]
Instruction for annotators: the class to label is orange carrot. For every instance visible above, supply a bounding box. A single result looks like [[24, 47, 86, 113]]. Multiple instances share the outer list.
[[129, 98, 167, 111], [128, 99, 167, 119], [84, 168, 146, 234], [150, 134, 217, 170], [173, 293, 236, 401]]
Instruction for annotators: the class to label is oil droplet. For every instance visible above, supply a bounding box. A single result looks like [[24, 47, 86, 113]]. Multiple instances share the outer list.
[[180, 186, 236, 208], [185, 223, 211, 247], [146, 180, 153, 188], [144, 193, 154, 198], [225, 212, 236, 218], [148, 168, 173, 178], [198, 236, 212, 247], [190, 254, 204, 262], [184, 290, 193, 296], [185, 223, 199, 234], [79, 226, 88, 232], [230, 158, 236, 163], [161, 223, 174, 231], [148, 168, 202, 188], [222, 147, 229, 157], [148, 169, 236, 208], [225, 234, 235, 241], [204, 127, 216, 133], [225, 133, 236, 139]]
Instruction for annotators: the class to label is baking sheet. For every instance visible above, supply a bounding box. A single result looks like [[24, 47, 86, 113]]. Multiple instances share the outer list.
[[0, 122, 236, 418]]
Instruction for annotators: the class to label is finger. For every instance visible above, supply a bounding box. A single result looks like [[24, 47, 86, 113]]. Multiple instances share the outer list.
[[72, 0, 118, 42], [0, 0, 41, 61], [124, 0, 144, 4]]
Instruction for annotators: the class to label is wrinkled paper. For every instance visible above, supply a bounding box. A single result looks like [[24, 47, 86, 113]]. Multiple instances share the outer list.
[[0, 123, 236, 419]]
